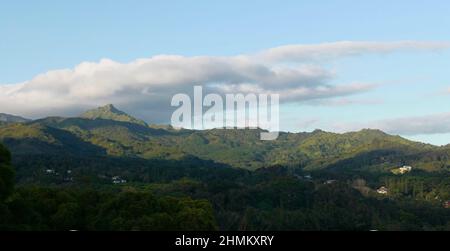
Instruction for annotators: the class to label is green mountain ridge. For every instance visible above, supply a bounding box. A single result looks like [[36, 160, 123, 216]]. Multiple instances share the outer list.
[[1, 105, 450, 231], [0, 113, 30, 124], [0, 104, 448, 172], [80, 104, 148, 127]]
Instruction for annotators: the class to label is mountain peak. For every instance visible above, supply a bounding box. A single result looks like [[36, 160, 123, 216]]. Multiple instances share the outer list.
[[354, 128, 388, 137], [103, 104, 119, 111], [0, 113, 31, 123], [80, 104, 148, 126]]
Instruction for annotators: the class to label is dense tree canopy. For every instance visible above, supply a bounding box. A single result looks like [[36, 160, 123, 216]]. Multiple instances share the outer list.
[[0, 108, 449, 231], [0, 143, 14, 200]]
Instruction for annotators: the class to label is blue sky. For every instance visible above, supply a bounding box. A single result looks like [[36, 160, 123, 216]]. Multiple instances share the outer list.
[[1, 0, 450, 145]]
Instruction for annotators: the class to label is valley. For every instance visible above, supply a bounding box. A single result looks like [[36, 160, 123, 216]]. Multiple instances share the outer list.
[[0, 105, 449, 231]]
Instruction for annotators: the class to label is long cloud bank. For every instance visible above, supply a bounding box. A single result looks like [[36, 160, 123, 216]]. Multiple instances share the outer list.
[[333, 112, 450, 136], [0, 41, 448, 124]]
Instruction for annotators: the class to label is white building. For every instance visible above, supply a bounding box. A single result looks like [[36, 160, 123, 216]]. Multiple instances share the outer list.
[[112, 176, 127, 184], [398, 166, 412, 174], [377, 186, 388, 195]]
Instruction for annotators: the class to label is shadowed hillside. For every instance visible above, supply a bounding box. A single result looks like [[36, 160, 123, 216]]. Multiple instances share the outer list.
[[0, 105, 448, 172]]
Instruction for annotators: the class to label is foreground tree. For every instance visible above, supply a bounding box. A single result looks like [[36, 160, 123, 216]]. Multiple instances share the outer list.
[[0, 143, 14, 201]]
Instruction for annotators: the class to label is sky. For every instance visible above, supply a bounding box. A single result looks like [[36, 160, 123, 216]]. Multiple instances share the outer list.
[[1, 0, 450, 145]]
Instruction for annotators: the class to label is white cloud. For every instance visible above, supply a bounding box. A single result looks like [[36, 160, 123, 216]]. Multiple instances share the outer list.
[[256, 41, 450, 62], [304, 97, 384, 106], [0, 41, 447, 123], [332, 112, 450, 136]]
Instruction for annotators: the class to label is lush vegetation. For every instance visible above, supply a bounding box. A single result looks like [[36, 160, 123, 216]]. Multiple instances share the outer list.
[[0, 144, 217, 231], [80, 104, 148, 127], [0, 143, 14, 200], [1, 114, 448, 172], [0, 105, 449, 231], [1, 186, 217, 231], [2, 153, 450, 230]]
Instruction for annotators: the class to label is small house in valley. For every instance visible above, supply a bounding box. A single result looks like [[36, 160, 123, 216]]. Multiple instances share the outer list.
[[377, 186, 388, 195]]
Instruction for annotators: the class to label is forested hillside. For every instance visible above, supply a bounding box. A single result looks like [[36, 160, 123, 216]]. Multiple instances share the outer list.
[[0, 105, 448, 172], [0, 106, 449, 231]]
